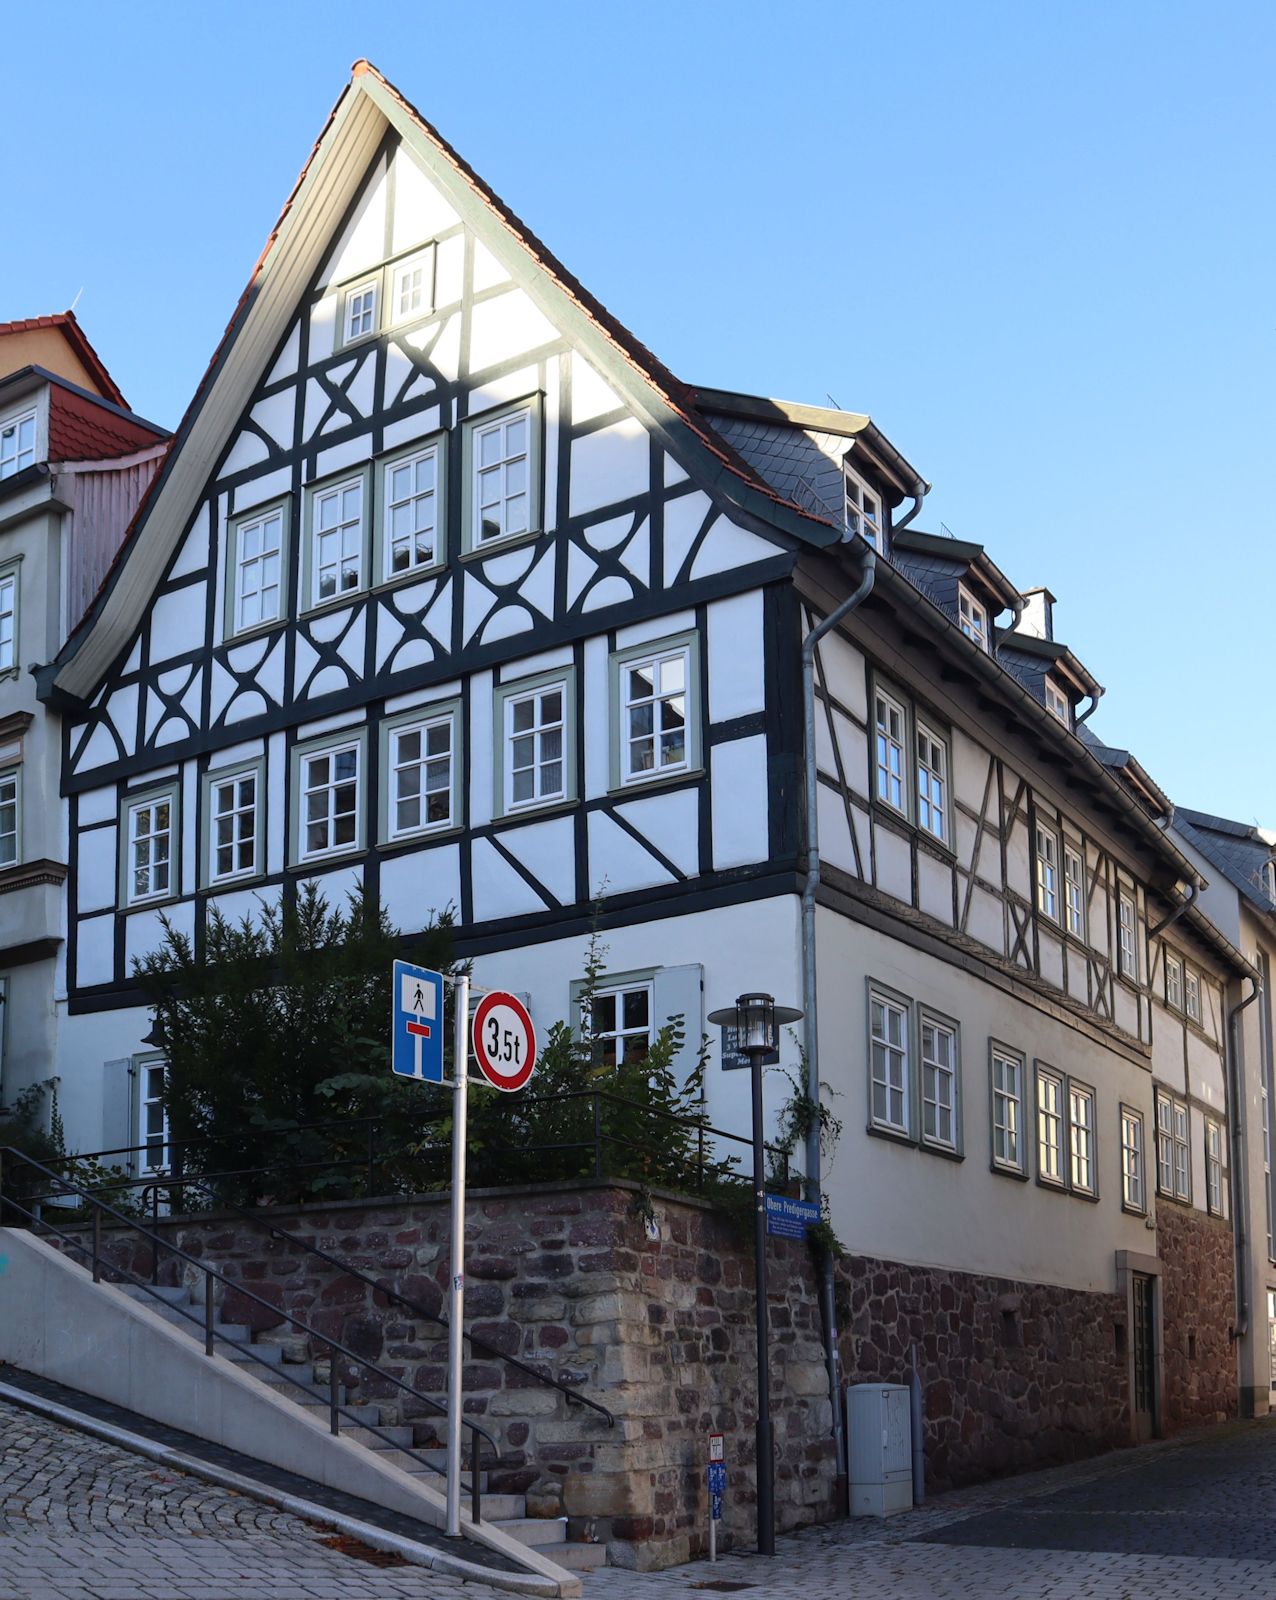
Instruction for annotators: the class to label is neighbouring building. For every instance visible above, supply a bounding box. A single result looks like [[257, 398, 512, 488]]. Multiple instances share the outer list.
[[0, 314, 167, 1121], [24, 61, 1262, 1510]]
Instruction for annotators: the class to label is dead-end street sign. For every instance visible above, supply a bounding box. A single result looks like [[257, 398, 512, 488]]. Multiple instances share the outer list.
[[391, 960, 445, 1082]]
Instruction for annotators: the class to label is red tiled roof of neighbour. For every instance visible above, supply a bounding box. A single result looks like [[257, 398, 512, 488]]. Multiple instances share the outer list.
[[48, 385, 168, 463], [0, 312, 129, 408]]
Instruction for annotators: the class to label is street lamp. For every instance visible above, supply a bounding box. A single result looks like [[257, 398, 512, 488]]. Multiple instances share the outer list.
[[708, 991, 803, 1557]]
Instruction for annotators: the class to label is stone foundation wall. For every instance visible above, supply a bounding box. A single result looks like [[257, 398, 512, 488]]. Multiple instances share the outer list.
[[1157, 1201, 1235, 1432], [91, 1182, 836, 1570], [836, 1253, 1130, 1490]]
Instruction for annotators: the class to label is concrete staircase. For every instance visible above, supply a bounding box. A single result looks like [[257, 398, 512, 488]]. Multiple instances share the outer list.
[[118, 1284, 605, 1573]]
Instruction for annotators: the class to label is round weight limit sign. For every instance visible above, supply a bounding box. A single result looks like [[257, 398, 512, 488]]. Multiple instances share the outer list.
[[471, 991, 537, 1092]]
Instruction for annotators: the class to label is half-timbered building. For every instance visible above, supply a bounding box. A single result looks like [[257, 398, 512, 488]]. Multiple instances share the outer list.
[[37, 62, 1256, 1481]]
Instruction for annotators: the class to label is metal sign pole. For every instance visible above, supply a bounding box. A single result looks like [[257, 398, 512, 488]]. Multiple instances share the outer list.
[[445, 972, 469, 1537]]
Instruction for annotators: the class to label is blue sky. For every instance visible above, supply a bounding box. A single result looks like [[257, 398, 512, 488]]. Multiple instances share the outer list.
[[6, 2, 1272, 823]]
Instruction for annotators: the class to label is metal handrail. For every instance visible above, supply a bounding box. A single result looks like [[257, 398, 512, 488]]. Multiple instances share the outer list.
[[0, 1147, 491, 1522], [145, 1173, 616, 1429]]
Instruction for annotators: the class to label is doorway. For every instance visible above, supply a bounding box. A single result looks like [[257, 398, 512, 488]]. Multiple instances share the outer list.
[[1132, 1271, 1156, 1441]]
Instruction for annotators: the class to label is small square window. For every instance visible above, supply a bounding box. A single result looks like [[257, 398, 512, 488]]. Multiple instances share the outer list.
[[0, 408, 37, 479], [389, 248, 435, 325], [1044, 678, 1070, 725], [588, 983, 653, 1067], [342, 279, 380, 345], [844, 468, 883, 550], [957, 585, 990, 652]]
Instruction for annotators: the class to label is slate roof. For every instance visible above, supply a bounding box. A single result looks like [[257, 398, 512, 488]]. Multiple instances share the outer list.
[[1077, 725, 1170, 817], [0, 312, 128, 408], [1175, 808, 1276, 916]]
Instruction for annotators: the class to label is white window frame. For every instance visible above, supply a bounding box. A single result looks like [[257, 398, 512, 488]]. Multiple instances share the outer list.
[[1118, 892, 1139, 982], [1263, 861, 1276, 904], [495, 670, 574, 817], [1035, 822, 1060, 922], [341, 277, 380, 346], [957, 584, 990, 652], [1044, 677, 1070, 725], [615, 638, 695, 788], [0, 765, 18, 868], [990, 1046, 1025, 1175], [377, 437, 444, 582], [1165, 952, 1183, 1012], [464, 400, 539, 552], [1036, 1064, 1066, 1187], [292, 735, 364, 865], [874, 688, 908, 815], [1156, 1090, 1191, 1202], [382, 703, 459, 843], [205, 763, 262, 886], [228, 501, 287, 637], [586, 981, 654, 1067], [121, 783, 179, 907], [915, 721, 949, 844], [0, 406, 37, 479], [868, 985, 910, 1137], [136, 1056, 170, 1175], [388, 247, 435, 327], [1121, 1106, 1146, 1213], [919, 1010, 959, 1152], [1068, 1081, 1097, 1196], [1063, 842, 1086, 939], [305, 472, 368, 609], [1206, 1117, 1224, 1216], [0, 563, 17, 675], [1185, 968, 1202, 1024], [844, 466, 884, 551]]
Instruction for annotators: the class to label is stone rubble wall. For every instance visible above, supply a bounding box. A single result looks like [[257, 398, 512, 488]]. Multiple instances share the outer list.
[[836, 1252, 1130, 1490], [90, 1181, 836, 1570], [1156, 1201, 1236, 1432]]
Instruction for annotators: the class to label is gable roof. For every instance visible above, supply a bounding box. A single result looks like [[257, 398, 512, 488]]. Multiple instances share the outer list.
[[1175, 806, 1276, 919], [0, 312, 129, 408], [43, 61, 853, 706]]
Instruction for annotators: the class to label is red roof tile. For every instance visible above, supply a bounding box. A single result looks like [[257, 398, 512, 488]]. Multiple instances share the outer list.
[[0, 311, 129, 408], [48, 386, 167, 463]]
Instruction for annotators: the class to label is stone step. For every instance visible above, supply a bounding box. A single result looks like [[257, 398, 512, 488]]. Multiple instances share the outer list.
[[122, 1295, 252, 1346], [551, 1543, 608, 1572], [353, 1424, 417, 1449], [224, 1342, 286, 1367], [490, 1516, 569, 1549], [122, 1284, 190, 1308]]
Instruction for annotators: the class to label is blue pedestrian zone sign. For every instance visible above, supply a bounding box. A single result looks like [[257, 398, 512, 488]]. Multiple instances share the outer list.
[[392, 961, 446, 1083], [764, 1194, 821, 1240]]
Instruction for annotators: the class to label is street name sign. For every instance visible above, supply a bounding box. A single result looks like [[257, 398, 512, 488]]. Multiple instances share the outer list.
[[764, 1194, 822, 1240], [391, 960, 445, 1083]]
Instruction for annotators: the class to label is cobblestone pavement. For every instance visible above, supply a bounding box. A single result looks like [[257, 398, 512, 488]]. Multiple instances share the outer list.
[[5, 1395, 1276, 1599]]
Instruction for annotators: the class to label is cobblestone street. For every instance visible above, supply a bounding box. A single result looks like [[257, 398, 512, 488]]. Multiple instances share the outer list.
[[4, 1395, 1276, 1599]]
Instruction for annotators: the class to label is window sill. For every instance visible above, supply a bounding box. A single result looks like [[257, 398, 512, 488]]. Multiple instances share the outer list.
[[222, 618, 287, 649], [492, 797, 577, 829], [459, 528, 545, 564], [120, 892, 183, 915], [371, 562, 447, 595], [1121, 1201, 1148, 1218], [866, 1122, 915, 1151], [1034, 1173, 1068, 1196], [379, 824, 464, 854], [0, 667, 19, 684], [869, 799, 956, 861], [288, 848, 367, 873], [920, 1140, 964, 1164], [300, 591, 367, 623], [990, 1160, 1030, 1183], [608, 766, 704, 800], [202, 871, 270, 895]]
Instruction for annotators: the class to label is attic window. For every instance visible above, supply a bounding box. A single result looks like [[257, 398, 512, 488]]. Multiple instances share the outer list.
[[1044, 677, 1070, 726], [958, 585, 990, 652], [341, 278, 380, 345], [0, 407, 36, 479], [1263, 861, 1276, 904], [844, 467, 883, 551]]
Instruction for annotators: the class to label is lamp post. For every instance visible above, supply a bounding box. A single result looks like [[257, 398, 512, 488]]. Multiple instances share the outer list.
[[708, 991, 803, 1557]]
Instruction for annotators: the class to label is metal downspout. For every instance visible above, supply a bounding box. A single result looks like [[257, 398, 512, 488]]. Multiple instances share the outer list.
[[1076, 685, 1106, 726], [1226, 976, 1261, 1345], [801, 540, 876, 1496]]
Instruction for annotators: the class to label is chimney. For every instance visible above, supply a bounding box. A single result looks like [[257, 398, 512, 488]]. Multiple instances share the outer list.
[[1016, 586, 1056, 642]]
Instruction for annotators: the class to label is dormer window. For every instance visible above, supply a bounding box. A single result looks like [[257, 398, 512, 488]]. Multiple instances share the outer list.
[[957, 585, 990, 652], [0, 407, 36, 479], [1263, 860, 1276, 903], [342, 279, 379, 344], [1044, 677, 1070, 727], [844, 468, 883, 551]]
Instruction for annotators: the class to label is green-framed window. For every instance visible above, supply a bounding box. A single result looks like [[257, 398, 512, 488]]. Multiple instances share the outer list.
[[493, 666, 575, 817], [379, 698, 462, 843], [225, 499, 289, 639], [201, 757, 265, 888], [302, 466, 372, 611], [119, 779, 181, 907], [289, 727, 368, 866], [334, 244, 438, 352], [374, 434, 446, 584], [462, 395, 542, 555], [608, 630, 702, 791]]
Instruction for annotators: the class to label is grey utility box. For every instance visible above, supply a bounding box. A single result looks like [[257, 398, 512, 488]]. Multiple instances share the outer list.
[[846, 1382, 913, 1516]]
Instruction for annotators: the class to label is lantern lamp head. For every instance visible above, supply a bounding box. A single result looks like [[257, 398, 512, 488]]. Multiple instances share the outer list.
[[708, 992, 804, 1055]]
